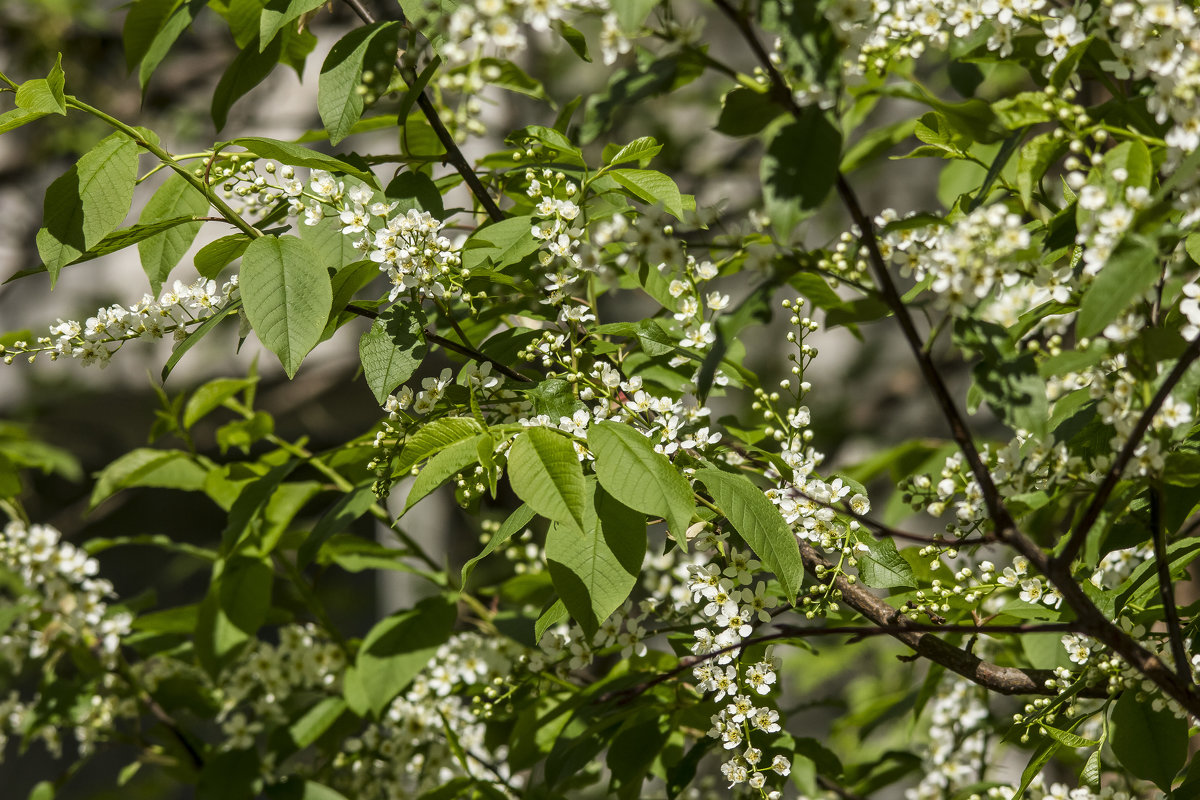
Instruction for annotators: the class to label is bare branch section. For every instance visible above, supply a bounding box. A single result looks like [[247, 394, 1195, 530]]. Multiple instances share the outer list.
[[709, 0, 1200, 717], [340, 0, 506, 223]]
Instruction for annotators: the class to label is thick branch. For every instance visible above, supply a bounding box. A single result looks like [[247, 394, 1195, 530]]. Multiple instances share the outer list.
[[1150, 487, 1192, 685], [710, 0, 1200, 717], [340, 0, 505, 223], [1056, 333, 1200, 568]]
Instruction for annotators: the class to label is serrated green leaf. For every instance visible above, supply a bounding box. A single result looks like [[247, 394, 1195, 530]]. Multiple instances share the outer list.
[[0, 107, 47, 135], [606, 136, 662, 167], [402, 436, 483, 513], [240, 235, 332, 378], [319, 23, 401, 146], [856, 535, 916, 589], [695, 468, 804, 601], [609, 168, 684, 219], [138, 172, 209, 291], [393, 417, 483, 476], [462, 215, 539, 272], [1042, 724, 1101, 749], [136, 0, 206, 90], [37, 132, 140, 287], [359, 304, 427, 404], [15, 58, 66, 116], [90, 448, 208, 509], [587, 420, 693, 547], [546, 484, 645, 637], [508, 427, 587, 535]]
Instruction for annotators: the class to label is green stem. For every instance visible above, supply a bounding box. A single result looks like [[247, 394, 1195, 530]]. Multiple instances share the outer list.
[[65, 97, 261, 239]]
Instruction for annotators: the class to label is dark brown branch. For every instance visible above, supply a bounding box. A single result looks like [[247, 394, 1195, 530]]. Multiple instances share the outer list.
[[710, 0, 1200, 717], [340, 0, 505, 223], [1056, 333, 1200, 568], [345, 303, 533, 383], [1150, 486, 1192, 685]]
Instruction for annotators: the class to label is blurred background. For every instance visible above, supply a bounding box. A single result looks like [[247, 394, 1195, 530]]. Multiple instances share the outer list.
[[0, 0, 980, 795]]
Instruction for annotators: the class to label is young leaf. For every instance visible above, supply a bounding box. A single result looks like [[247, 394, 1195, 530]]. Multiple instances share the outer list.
[[587, 420, 694, 548], [358, 304, 428, 404], [138, 172, 210, 291], [716, 87, 783, 137], [318, 23, 401, 146], [695, 468, 805, 601], [545, 484, 646, 636], [36, 132, 140, 287], [260, 0, 329, 49], [239, 235, 333, 378], [606, 136, 662, 167], [401, 436, 483, 513], [856, 535, 916, 589], [195, 234, 252, 278], [15, 55, 66, 115], [508, 427, 588, 535]]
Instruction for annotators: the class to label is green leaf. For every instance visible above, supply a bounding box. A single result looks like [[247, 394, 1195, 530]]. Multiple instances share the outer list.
[[546, 484, 645, 637], [462, 215, 540, 272], [217, 554, 273, 640], [402, 436, 483, 512], [762, 110, 842, 234], [715, 87, 783, 137], [587, 420, 694, 547], [554, 20, 591, 61], [606, 136, 662, 167], [123, 0, 179, 71], [1110, 689, 1187, 790], [162, 300, 241, 382], [266, 779, 351, 800], [609, 168, 684, 219], [212, 33, 283, 131], [260, 0, 328, 48], [240, 235, 333, 378], [1076, 236, 1158, 339], [695, 468, 804, 601], [90, 448, 208, 509], [0, 107, 47, 135], [36, 132, 140, 287], [507, 427, 588, 535], [297, 484, 377, 568], [385, 171, 444, 218], [136, 0, 207, 90], [1017, 132, 1065, 211], [183, 376, 256, 429], [138, 172, 210, 291], [478, 57, 548, 99], [1041, 724, 1100, 749], [461, 503, 535, 587], [359, 304, 428, 404], [195, 234, 252, 278], [15, 55, 66, 115], [856, 535, 916, 589], [231, 137, 379, 186], [393, 417, 483, 476], [343, 594, 456, 717], [288, 697, 348, 749], [319, 23, 401, 146], [840, 117, 917, 173], [534, 599, 568, 644]]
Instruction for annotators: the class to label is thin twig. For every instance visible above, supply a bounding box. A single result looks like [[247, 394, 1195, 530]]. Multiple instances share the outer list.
[[345, 303, 533, 382], [339, 0, 505, 223], [1149, 486, 1192, 685], [1056, 333, 1200, 568]]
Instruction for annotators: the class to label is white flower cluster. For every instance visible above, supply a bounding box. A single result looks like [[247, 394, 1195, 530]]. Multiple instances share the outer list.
[[334, 633, 520, 797], [442, 0, 629, 68], [878, 205, 1034, 314], [527, 170, 592, 324], [906, 678, 990, 800], [0, 521, 136, 759], [219, 624, 348, 748], [0, 521, 130, 669], [1, 276, 238, 368]]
